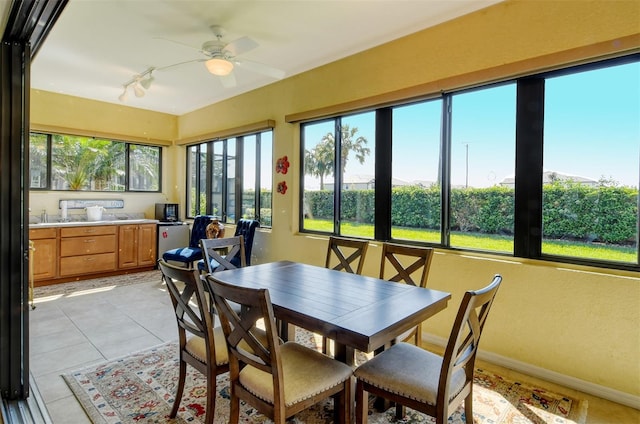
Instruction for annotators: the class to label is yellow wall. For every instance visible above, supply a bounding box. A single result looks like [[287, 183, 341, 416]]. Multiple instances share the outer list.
[[30, 0, 640, 401], [29, 91, 184, 217]]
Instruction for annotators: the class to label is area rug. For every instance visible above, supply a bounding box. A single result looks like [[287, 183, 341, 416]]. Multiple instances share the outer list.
[[63, 330, 587, 424], [33, 270, 162, 298]]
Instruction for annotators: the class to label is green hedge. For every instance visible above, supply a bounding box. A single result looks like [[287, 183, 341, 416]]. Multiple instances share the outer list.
[[304, 183, 638, 244]]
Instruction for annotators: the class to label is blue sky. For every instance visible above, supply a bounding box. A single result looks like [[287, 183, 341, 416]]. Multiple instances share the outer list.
[[303, 60, 639, 190]]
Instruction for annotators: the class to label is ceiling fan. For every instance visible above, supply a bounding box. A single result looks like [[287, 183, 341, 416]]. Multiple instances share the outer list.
[[159, 25, 286, 88]]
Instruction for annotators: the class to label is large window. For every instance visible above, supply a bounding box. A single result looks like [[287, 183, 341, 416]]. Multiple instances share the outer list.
[[29, 133, 160, 191], [302, 113, 375, 237], [541, 62, 639, 263], [300, 55, 639, 271], [187, 129, 273, 227]]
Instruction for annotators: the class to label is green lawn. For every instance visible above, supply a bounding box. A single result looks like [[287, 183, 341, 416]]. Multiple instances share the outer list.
[[303, 219, 636, 263]]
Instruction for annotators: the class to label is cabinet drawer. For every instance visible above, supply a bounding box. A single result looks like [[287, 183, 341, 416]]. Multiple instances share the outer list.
[[59, 253, 116, 276], [29, 227, 57, 239], [60, 235, 116, 256], [61, 225, 116, 237]]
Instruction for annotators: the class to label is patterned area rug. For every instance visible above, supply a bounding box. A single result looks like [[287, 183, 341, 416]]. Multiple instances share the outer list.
[[63, 329, 587, 424], [33, 270, 162, 299]]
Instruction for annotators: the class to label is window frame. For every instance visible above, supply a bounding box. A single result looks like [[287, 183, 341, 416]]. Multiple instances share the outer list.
[[28, 132, 162, 192], [186, 129, 273, 227], [298, 54, 640, 272]]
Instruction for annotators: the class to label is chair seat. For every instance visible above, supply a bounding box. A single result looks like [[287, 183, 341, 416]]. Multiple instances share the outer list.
[[186, 328, 229, 366], [354, 342, 466, 406], [162, 246, 203, 263], [239, 341, 353, 407]]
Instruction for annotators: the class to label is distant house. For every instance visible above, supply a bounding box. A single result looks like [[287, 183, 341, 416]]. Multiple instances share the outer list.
[[499, 171, 598, 188], [325, 174, 421, 191]]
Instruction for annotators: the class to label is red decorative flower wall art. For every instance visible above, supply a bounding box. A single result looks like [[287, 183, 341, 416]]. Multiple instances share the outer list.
[[276, 155, 290, 174], [277, 181, 288, 195]]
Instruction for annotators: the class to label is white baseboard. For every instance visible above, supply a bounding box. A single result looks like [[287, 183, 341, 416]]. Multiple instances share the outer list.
[[423, 333, 640, 410]]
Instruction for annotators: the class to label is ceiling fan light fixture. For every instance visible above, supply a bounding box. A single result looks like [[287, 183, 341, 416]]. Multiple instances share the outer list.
[[205, 58, 234, 76]]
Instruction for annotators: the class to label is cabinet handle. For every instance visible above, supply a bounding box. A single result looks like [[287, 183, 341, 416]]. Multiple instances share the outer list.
[[84, 258, 95, 261], [84, 239, 96, 243], [84, 229, 96, 233]]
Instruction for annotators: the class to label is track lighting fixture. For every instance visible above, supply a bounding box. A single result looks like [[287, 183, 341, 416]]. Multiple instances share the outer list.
[[118, 67, 155, 102]]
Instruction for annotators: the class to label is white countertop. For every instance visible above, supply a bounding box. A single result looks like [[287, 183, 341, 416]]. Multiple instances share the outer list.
[[29, 219, 159, 228]]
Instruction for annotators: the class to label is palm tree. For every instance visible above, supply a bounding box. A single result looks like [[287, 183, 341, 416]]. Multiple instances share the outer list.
[[305, 124, 370, 189]]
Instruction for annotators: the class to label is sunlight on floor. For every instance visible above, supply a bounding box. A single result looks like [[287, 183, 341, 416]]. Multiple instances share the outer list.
[[66, 285, 116, 297]]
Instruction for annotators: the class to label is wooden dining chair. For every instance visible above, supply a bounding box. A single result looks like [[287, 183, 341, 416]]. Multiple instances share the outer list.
[[325, 235, 369, 274], [206, 274, 353, 424], [379, 242, 434, 346], [322, 235, 369, 354], [198, 235, 246, 273], [158, 259, 229, 424], [354, 274, 503, 424]]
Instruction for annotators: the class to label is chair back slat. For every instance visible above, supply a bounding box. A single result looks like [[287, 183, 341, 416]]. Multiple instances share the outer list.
[[200, 235, 246, 273], [380, 243, 434, 287], [160, 261, 211, 336], [438, 274, 502, 404], [206, 274, 281, 374], [325, 236, 369, 274]]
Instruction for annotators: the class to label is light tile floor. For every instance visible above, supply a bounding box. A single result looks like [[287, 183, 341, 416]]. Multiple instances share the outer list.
[[29, 275, 639, 423]]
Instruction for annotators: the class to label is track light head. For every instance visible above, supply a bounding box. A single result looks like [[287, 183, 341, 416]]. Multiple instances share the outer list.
[[118, 87, 128, 102], [133, 83, 145, 97], [140, 73, 154, 90]]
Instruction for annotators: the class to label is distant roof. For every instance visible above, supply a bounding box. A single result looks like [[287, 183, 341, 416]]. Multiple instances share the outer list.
[[500, 170, 598, 186]]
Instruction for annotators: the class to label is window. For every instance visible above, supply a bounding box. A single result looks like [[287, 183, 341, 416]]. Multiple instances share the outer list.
[[301, 112, 375, 237], [29, 132, 160, 192], [449, 84, 516, 253], [299, 55, 639, 271], [187, 129, 273, 227], [541, 62, 639, 264], [391, 100, 443, 244]]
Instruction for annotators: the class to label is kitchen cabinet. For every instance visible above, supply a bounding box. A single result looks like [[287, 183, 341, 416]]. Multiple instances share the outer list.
[[118, 223, 157, 268], [29, 227, 57, 281], [59, 226, 117, 277], [29, 220, 158, 286]]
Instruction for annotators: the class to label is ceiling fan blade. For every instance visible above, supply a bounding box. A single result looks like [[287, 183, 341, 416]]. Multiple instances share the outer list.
[[235, 59, 285, 80], [219, 72, 237, 88], [154, 37, 201, 52], [223, 36, 259, 56]]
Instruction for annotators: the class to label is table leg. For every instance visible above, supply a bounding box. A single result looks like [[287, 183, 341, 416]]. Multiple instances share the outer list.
[[277, 320, 296, 342], [333, 342, 356, 423]]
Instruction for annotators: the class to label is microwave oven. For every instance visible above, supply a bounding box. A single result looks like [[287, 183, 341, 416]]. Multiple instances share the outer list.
[[155, 203, 179, 222]]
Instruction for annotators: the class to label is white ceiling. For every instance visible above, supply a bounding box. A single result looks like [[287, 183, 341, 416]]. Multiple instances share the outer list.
[[27, 0, 502, 116]]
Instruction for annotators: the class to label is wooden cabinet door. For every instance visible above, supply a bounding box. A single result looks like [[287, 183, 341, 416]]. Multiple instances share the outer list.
[[137, 224, 157, 267], [118, 224, 138, 268], [31, 238, 57, 281]]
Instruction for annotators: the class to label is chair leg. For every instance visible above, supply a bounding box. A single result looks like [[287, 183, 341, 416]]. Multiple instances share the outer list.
[[355, 380, 367, 424], [465, 391, 474, 423], [229, 385, 240, 424], [340, 378, 352, 424], [170, 359, 187, 418], [204, 365, 216, 424], [395, 403, 406, 420]]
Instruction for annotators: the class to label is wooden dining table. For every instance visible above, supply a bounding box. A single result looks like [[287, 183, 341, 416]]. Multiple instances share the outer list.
[[210, 260, 451, 366]]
